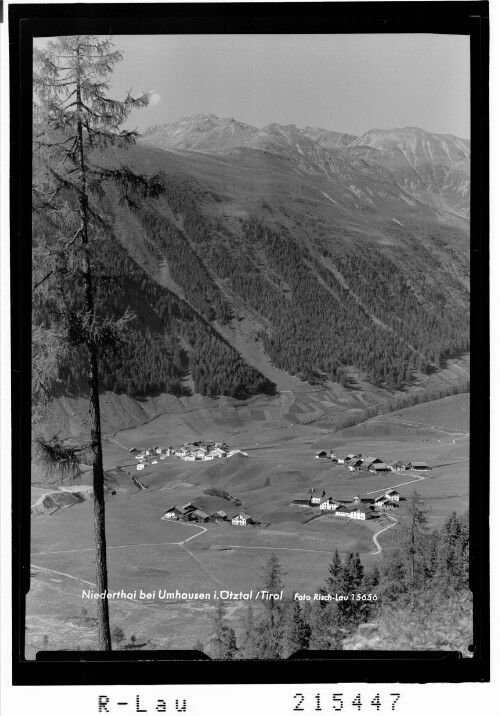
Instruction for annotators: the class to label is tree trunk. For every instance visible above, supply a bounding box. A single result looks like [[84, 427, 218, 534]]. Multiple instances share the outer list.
[[87, 339, 112, 651], [76, 54, 112, 651]]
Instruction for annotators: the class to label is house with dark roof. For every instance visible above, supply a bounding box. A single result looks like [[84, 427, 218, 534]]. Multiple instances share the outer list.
[[408, 461, 431, 471], [353, 495, 375, 505], [359, 456, 384, 471], [163, 503, 197, 519], [369, 462, 390, 474], [375, 498, 399, 510], [315, 450, 331, 460], [163, 506, 185, 519], [293, 495, 313, 507], [172, 503, 195, 516], [385, 490, 400, 501], [209, 510, 228, 523], [335, 505, 356, 518], [188, 509, 210, 523], [390, 460, 406, 472]]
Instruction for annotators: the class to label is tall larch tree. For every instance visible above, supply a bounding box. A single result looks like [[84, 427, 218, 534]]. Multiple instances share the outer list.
[[385, 489, 431, 595], [32, 35, 165, 650], [258, 552, 285, 658], [209, 601, 238, 660]]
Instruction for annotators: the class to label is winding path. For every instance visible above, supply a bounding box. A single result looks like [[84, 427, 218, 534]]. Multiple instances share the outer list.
[[370, 515, 398, 555], [364, 472, 427, 495]]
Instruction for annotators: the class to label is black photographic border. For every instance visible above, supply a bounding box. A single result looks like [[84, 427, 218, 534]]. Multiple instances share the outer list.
[[10, 1, 489, 685]]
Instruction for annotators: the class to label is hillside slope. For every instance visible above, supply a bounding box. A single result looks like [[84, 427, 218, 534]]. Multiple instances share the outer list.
[[33, 114, 470, 443]]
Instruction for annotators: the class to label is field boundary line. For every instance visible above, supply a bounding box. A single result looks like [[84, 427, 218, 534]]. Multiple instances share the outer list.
[[31, 540, 186, 556], [212, 544, 341, 554], [31, 563, 168, 606], [31, 563, 96, 587], [179, 543, 225, 588]]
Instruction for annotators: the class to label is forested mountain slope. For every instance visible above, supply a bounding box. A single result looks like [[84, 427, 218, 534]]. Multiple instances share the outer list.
[[34, 115, 470, 404]]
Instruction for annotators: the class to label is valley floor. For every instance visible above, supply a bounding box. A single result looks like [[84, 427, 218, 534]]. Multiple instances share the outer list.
[[27, 392, 470, 656]]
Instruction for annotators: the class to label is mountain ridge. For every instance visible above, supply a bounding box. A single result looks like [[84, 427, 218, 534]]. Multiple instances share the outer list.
[[139, 114, 470, 220], [140, 113, 470, 148]]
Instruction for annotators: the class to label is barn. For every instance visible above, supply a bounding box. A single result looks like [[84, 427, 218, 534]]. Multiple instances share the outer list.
[[210, 510, 228, 523], [293, 495, 312, 507], [408, 461, 431, 471], [369, 462, 390, 474], [315, 450, 331, 460]]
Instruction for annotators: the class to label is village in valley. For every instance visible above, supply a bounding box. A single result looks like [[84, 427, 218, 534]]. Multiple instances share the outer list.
[[127, 440, 432, 527], [131, 441, 248, 468]]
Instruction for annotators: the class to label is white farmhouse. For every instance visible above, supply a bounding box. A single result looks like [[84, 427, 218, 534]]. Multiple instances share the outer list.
[[210, 447, 227, 458], [163, 506, 184, 519], [320, 498, 338, 511], [231, 512, 253, 526], [350, 506, 373, 520], [310, 490, 324, 505]]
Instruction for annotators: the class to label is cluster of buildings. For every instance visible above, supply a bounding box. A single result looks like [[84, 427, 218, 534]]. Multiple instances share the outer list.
[[173, 442, 249, 462], [315, 451, 430, 473], [292, 488, 401, 520], [162, 502, 256, 527], [131, 441, 248, 470]]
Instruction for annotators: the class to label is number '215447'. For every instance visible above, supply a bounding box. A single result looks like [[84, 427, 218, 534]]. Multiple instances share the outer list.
[[293, 693, 401, 712]]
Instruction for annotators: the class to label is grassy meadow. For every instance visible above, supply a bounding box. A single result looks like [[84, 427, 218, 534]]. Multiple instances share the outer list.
[[28, 392, 469, 654]]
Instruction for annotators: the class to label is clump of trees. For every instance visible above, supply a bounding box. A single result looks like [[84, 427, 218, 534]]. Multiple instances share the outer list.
[[203, 496, 471, 658]]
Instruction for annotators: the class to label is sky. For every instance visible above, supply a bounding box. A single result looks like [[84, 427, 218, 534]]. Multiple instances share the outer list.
[[100, 33, 470, 139]]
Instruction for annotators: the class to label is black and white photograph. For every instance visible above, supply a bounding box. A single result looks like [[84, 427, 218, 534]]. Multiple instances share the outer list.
[[11, 3, 488, 686]]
